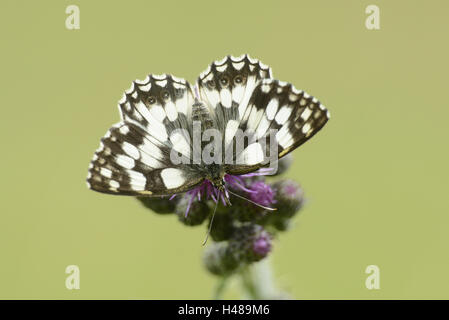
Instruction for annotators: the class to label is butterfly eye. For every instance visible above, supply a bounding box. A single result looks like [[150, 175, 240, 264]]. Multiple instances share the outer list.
[[219, 76, 229, 87], [207, 80, 216, 89], [147, 96, 157, 105], [161, 90, 170, 100], [233, 75, 244, 85]]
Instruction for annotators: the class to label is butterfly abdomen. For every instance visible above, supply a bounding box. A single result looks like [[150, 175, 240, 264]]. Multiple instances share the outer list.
[[192, 100, 214, 130]]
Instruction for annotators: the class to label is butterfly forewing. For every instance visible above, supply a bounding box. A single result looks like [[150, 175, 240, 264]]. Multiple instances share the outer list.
[[197, 55, 272, 134], [87, 74, 205, 196], [197, 55, 330, 174]]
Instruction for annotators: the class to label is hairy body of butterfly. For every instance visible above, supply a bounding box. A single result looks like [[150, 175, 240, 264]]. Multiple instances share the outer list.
[[86, 55, 330, 205]]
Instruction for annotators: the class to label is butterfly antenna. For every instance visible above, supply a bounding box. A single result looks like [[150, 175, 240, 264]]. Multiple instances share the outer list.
[[226, 189, 277, 211], [202, 192, 220, 246]]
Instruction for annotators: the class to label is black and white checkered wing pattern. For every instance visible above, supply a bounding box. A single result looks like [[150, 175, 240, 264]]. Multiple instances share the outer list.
[[198, 55, 330, 174], [229, 79, 330, 174], [197, 55, 272, 134], [87, 75, 204, 196]]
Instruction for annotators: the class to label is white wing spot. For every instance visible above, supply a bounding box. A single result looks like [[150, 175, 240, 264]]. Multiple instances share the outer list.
[[139, 83, 152, 92], [140, 152, 163, 168], [220, 89, 232, 108], [256, 116, 271, 139], [276, 124, 293, 148], [266, 99, 279, 120], [109, 180, 120, 188], [216, 64, 227, 72], [149, 105, 166, 122], [275, 106, 291, 125], [119, 126, 130, 135], [232, 61, 245, 70], [215, 56, 228, 66], [128, 171, 146, 190], [171, 75, 186, 84], [155, 79, 167, 87], [116, 155, 135, 169], [122, 142, 140, 160], [164, 101, 178, 121], [277, 80, 287, 87], [302, 122, 311, 134], [261, 83, 271, 93], [100, 168, 112, 178], [161, 168, 185, 189], [135, 76, 150, 85], [300, 108, 312, 121], [232, 85, 244, 103], [289, 93, 299, 102]]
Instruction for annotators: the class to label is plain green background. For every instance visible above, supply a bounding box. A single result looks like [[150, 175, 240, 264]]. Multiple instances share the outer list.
[[1, 0, 448, 299]]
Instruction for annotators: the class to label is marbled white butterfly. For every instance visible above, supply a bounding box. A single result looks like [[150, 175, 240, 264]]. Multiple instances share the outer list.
[[86, 55, 330, 204]]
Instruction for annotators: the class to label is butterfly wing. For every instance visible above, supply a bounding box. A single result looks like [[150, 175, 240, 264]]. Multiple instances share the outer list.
[[197, 55, 271, 134], [196, 55, 329, 175], [87, 74, 204, 196]]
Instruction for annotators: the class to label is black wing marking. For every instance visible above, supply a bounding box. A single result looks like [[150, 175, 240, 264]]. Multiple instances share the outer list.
[[196, 54, 272, 134], [87, 74, 204, 196], [224, 79, 330, 175], [118, 74, 196, 151], [87, 122, 204, 196]]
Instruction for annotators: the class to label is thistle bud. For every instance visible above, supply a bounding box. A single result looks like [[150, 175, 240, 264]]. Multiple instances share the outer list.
[[176, 196, 210, 226], [261, 180, 304, 231], [272, 179, 304, 218], [137, 196, 176, 214], [228, 224, 272, 263], [203, 242, 239, 276]]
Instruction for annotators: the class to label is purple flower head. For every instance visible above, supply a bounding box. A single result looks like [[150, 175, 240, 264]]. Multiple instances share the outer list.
[[172, 168, 275, 217], [252, 232, 272, 257], [181, 180, 228, 217], [248, 181, 276, 207]]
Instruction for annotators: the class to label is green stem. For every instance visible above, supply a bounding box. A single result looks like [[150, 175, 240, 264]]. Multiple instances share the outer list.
[[239, 258, 281, 300], [213, 275, 229, 300]]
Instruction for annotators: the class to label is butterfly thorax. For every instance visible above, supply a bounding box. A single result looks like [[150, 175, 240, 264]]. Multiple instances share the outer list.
[[204, 163, 225, 186]]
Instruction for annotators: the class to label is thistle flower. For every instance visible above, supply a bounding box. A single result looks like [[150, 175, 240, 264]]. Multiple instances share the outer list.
[[249, 181, 276, 207], [137, 160, 307, 300], [229, 180, 276, 223], [265, 179, 304, 231], [272, 179, 304, 218]]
